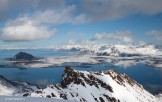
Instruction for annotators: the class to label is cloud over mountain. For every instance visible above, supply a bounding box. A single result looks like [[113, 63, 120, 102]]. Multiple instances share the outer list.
[[91, 31, 133, 42], [146, 30, 162, 41]]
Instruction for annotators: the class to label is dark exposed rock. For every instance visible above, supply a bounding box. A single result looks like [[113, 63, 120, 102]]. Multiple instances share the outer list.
[[22, 66, 154, 102], [70, 92, 74, 97], [23, 93, 31, 97], [35, 90, 43, 94], [60, 93, 68, 100], [99, 97, 105, 102], [119, 53, 141, 57], [54, 85, 61, 90], [103, 94, 120, 102], [104, 70, 143, 89], [51, 93, 56, 97], [13, 52, 37, 61], [81, 98, 87, 102], [46, 95, 51, 98], [94, 97, 99, 102], [61, 66, 113, 92], [91, 93, 99, 102]]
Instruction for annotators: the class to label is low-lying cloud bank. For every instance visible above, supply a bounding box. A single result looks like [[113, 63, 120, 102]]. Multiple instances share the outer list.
[[91, 31, 133, 43]]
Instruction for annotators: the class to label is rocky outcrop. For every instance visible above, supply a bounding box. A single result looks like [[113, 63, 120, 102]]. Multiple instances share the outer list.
[[61, 66, 113, 92], [23, 66, 159, 102]]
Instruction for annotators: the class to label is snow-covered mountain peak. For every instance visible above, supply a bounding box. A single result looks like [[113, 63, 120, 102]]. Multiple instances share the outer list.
[[24, 67, 159, 102], [103, 70, 143, 89], [54, 43, 162, 57], [61, 66, 114, 93]]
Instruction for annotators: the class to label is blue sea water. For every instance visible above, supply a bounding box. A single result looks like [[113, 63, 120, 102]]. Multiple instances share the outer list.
[[0, 49, 162, 94], [0, 49, 73, 59]]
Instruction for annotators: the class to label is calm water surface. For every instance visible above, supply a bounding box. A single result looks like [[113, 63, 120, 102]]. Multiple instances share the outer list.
[[0, 49, 162, 94]]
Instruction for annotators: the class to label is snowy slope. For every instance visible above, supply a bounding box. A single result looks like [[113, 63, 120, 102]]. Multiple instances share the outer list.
[[54, 43, 162, 57], [0, 75, 37, 96], [24, 66, 159, 102], [156, 94, 162, 102], [0, 96, 74, 102]]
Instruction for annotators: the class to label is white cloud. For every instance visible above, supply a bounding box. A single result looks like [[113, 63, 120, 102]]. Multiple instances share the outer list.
[[0, 0, 66, 21], [91, 31, 133, 42], [1, 5, 84, 42], [0, 0, 162, 22], [146, 30, 162, 41], [66, 31, 133, 45], [1, 17, 57, 42], [81, 0, 162, 21], [67, 31, 76, 36], [73, 14, 87, 24], [32, 5, 76, 25], [68, 39, 77, 45], [7, 5, 86, 25], [67, 39, 98, 45]]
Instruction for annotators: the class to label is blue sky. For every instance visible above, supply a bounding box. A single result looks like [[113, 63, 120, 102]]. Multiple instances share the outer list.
[[0, 0, 162, 49]]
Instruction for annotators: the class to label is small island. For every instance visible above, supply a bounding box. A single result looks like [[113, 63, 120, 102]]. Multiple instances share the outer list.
[[0, 52, 41, 68], [12, 52, 37, 61]]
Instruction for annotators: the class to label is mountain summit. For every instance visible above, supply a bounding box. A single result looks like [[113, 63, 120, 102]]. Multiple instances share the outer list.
[[24, 66, 159, 102]]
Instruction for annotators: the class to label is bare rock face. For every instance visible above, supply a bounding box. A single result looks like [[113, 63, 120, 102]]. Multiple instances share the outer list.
[[61, 66, 113, 92], [13, 52, 36, 60]]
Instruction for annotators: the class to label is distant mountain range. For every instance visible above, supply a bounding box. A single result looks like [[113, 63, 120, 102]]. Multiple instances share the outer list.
[[1, 43, 162, 68], [54, 43, 162, 57]]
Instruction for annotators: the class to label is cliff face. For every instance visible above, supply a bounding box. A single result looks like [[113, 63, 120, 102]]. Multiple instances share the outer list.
[[24, 66, 159, 102]]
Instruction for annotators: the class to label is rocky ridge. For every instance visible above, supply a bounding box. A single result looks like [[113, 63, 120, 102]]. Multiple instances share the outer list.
[[23, 66, 159, 102]]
